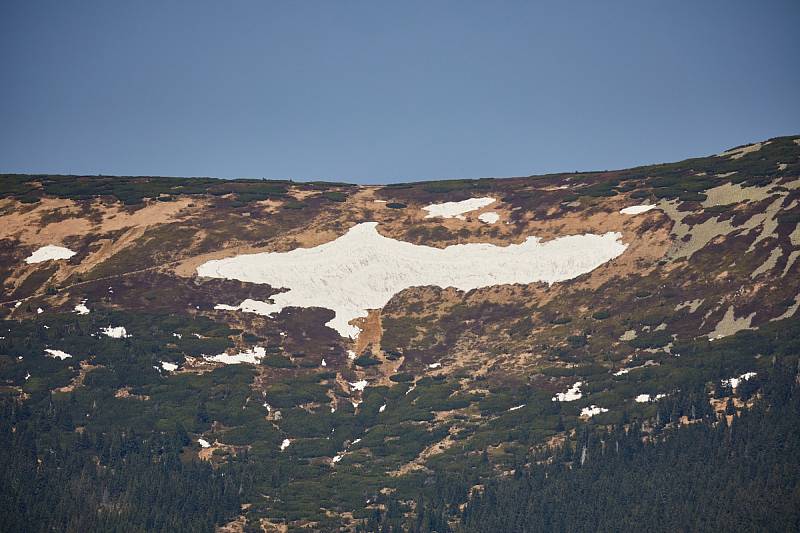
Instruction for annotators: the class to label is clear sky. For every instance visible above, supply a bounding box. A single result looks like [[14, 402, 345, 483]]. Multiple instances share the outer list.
[[1, 1, 798, 184]]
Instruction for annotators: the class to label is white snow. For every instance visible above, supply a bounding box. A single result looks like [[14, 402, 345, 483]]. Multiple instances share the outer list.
[[280, 438, 291, 451], [613, 368, 631, 376], [172, 332, 182, 339], [722, 372, 757, 390], [197, 222, 627, 338], [552, 381, 583, 402], [580, 405, 609, 417], [44, 349, 72, 360], [25, 245, 76, 264], [620, 205, 657, 215], [347, 350, 357, 360], [73, 301, 90, 315], [160, 361, 178, 372], [635, 393, 666, 403], [198, 438, 211, 448], [205, 346, 266, 365], [101, 326, 129, 339], [321, 358, 327, 367], [379, 403, 387, 413], [214, 304, 240, 311], [36, 308, 43, 314], [352, 438, 362, 445], [478, 212, 500, 224], [427, 362, 441, 369], [422, 197, 496, 219], [508, 404, 525, 411], [349, 379, 368, 392], [332, 454, 343, 463]]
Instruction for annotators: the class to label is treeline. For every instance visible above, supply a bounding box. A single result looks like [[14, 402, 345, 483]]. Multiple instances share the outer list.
[[0, 399, 245, 532], [404, 359, 800, 532]]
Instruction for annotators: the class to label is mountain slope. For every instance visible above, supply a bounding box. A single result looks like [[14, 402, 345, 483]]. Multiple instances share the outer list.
[[0, 135, 799, 530]]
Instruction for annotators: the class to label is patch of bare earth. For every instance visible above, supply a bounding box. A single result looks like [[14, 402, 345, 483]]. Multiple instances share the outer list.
[[54, 360, 99, 393], [389, 428, 458, 477]]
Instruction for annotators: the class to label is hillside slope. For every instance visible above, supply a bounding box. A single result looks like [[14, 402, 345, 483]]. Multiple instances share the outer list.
[[1, 135, 799, 531]]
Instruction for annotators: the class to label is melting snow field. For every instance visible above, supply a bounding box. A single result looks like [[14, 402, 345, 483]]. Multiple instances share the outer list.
[[25, 245, 77, 264], [619, 205, 657, 215], [422, 197, 496, 219], [198, 222, 627, 338]]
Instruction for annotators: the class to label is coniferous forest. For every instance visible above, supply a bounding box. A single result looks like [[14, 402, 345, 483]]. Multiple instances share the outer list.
[[0, 404, 245, 532], [402, 360, 800, 533]]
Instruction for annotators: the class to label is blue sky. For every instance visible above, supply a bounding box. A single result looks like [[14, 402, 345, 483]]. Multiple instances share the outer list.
[[1, 1, 798, 184]]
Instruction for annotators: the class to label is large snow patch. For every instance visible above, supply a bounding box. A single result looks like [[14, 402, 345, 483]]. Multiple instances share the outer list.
[[422, 197, 496, 219], [197, 222, 627, 338], [25, 245, 76, 264]]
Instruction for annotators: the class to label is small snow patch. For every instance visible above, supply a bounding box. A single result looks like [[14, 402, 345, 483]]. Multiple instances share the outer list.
[[44, 349, 72, 360], [478, 211, 500, 224], [349, 380, 368, 392], [36, 308, 43, 315], [427, 362, 441, 369], [332, 454, 343, 463], [620, 205, 657, 215], [613, 368, 631, 376], [198, 438, 211, 448], [508, 404, 525, 412], [74, 301, 90, 315], [379, 403, 387, 413], [321, 358, 327, 367], [160, 361, 178, 372], [722, 372, 757, 390], [101, 326, 129, 338], [214, 303, 240, 311], [205, 346, 266, 365], [635, 393, 666, 403], [580, 405, 608, 417], [280, 439, 291, 451], [25, 245, 76, 264], [552, 381, 583, 402]]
